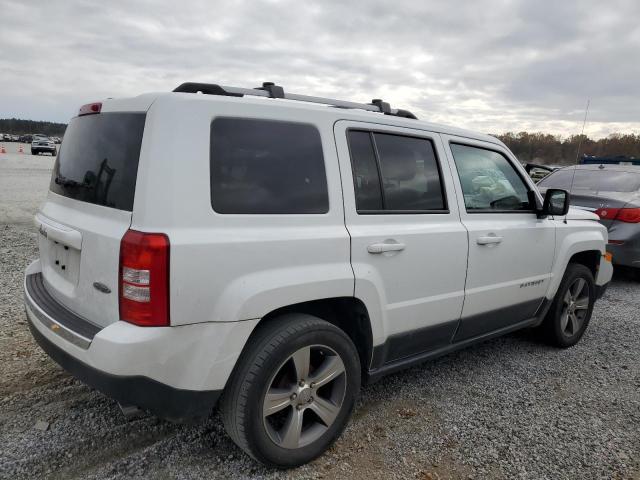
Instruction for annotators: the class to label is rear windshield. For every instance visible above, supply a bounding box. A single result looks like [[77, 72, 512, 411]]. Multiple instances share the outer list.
[[538, 169, 640, 192], [50, 112, 146, 211]]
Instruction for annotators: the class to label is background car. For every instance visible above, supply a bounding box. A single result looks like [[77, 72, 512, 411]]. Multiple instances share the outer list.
[[31, 136, 57, 156], [538, 164, 640, 277], [524, 163, 560, 183]]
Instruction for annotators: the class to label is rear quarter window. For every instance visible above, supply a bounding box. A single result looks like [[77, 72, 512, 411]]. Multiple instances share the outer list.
[[50, 113, 146, 211], [210, 118, 328, 214]]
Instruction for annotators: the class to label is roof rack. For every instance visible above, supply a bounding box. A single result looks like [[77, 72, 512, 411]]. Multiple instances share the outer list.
[[172, 81, 418, 120]]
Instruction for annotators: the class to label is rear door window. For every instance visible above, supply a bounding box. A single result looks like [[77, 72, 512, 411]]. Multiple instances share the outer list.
[[348, 130, 384, 210], [210, 118, 328, 214], [50, 113, 146, 211], [347, 130, 447, 213]]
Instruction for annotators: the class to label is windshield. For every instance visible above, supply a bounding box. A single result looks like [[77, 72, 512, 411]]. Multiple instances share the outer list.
[[49, 112, 146, 211], [538, 169, 640, 193]]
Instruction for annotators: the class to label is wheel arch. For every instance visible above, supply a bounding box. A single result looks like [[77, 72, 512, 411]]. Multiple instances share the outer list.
[[568, 250, 601, 278], [249, 297, 375, 376], [548, 229, 606, 299]]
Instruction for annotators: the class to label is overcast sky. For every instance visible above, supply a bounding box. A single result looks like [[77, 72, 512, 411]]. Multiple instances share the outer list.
[[1, 0, 639, 137]]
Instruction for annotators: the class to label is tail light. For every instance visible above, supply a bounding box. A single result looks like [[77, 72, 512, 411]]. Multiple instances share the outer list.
[[119, 229, 170, 327], [595, 207, 640, 223], [614, 208, 640, 223], [595, 208, 618, 220]]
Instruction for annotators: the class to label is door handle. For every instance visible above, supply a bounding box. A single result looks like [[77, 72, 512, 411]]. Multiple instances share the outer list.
[[367, 242, 406, 254], [477, 235, 503, 245]]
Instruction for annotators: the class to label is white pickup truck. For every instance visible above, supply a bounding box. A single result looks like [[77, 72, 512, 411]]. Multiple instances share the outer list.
[[24, 82, 612, 467]]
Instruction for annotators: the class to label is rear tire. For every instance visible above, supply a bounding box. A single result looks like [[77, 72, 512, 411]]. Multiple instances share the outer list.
[[541, 263, 595, 347], [220, 313, 361, 468]]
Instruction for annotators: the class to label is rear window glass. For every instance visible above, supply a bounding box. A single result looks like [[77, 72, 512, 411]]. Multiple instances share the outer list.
[[210, 118, 328, 214], [348, 130, 383, 211], [50, 113, 146, 211], [539, 169, 640, 192], [347, 130, 446, 212], [375, 133, 446, 211]]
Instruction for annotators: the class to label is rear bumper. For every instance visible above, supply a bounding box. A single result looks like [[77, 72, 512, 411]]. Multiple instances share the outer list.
[[607, 242, 640, 269], [24, 260, 258, 421], [27, 317, 220, 422]]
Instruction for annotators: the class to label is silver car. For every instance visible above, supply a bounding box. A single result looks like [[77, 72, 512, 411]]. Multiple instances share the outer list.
[[538, 164, 640, 275], [31, 136, 57, 156]]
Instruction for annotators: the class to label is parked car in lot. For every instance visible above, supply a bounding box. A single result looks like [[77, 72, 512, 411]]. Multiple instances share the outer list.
[[1, 133, 19, 142], [31, 136, 57, 155], [538, 164, 640, 276], [24, 82, 613, 467], [525, 163, 560, 183]]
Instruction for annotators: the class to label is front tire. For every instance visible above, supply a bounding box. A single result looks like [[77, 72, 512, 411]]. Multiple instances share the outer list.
[[541, 263, 595, 347], [220, 313, 361, 467]]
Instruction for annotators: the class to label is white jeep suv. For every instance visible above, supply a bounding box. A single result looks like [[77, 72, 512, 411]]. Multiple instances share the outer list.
[[24, 82, 613, 467]]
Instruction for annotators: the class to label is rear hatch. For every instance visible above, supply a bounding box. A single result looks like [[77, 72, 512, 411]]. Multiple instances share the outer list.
[[36, 104, 148, 328]]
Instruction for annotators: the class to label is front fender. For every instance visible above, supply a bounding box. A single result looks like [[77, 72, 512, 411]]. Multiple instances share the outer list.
[[547, 226, 607, 298]]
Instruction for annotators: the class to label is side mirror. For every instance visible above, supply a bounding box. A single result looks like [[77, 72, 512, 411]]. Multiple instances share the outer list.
[[543, 188, 570, 216]]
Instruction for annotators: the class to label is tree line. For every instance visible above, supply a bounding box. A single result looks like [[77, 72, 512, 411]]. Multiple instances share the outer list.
[[494, 132, 640, 166], [0, 118, 67, 137]]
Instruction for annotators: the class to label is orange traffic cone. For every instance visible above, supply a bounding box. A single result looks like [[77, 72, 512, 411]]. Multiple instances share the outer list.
[[18, 145, 24, 154], [0, 145, 6, 154]]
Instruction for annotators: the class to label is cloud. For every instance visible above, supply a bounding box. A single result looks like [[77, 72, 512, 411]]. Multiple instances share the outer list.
[[0, 0, 638, 137]]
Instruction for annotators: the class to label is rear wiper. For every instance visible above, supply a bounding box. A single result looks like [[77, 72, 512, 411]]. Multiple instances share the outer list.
[[54, 176, 91, 188]]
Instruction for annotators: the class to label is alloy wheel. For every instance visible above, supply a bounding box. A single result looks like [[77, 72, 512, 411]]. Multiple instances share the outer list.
[[560, 277, 590, 337], [262, 344, 346, 449]]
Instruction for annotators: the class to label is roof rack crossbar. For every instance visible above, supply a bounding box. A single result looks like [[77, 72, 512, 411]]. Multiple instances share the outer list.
[[172, 82, 418, 119]]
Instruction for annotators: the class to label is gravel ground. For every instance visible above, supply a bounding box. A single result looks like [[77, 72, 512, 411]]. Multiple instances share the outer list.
[[1, 147, 639, 479]]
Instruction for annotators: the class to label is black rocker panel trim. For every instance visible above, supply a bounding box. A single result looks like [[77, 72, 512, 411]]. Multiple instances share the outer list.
[[369, 298, 547, 371], [452, 298, 544, 342], [371, 319, 459, 367]]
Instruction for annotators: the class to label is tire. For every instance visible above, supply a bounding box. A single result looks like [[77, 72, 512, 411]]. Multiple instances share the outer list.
[[31, 150, 36, 155], [541, 263, 595, 347], [220, 313, 361, 467]]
